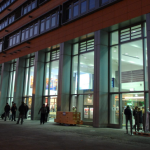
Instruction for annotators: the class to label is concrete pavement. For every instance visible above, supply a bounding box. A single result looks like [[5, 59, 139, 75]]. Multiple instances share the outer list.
[[0, 119, 149, 150]]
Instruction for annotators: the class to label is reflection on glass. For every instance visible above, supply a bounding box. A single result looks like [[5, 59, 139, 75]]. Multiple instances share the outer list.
[[110, 94, 119, 124], [73, 5, 79, 17], [144, 39, 148, 90], [102, 0, 109, 4], [73, 43, 78, 55], [144, 22, 147, 37], [84, 94, 93, 105], [50, 61, 59, 95], [110, 46, 119, 92], [70, 95, 77, 112], [28, 67, 34, 96], [81, 1, 87, 13], [121, 40, 144, 92], [71, 56, 78, 94], [89, 0, 95, 9], [79, 52, 94, 94], [110, 31, 118, 45], [44, 63, 50, 95], [8, 72, 13, 97]]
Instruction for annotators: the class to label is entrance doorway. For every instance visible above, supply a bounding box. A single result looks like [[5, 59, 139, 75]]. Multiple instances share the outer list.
[[83, 94, 93, 121], [23, 97, 32, 119], [122, 93, 144, 129], [44, 96, 57, 121]]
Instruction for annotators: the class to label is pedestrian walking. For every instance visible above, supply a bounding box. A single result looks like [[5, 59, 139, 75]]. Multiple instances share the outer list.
[[4, 103, 10, 121], [9, 101, 14, 120], [38, 104, 47, 125], [11, 103, 17, 121], [24, 103, 29, 119], [45, 104, 50, 122], [16, 102, 25, 125], [124, 105, 132, 134]]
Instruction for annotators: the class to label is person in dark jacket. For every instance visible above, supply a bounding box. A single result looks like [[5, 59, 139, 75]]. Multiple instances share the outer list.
[[45, 104, 50, 122], [11, 103, 17, 121], [4, 103, 10, 121], [16, 102, 25, 125], [138, 108, 143, 130], [24, 103, 29, 119], [133, 106, 138, 130], [124, 105, 132, 133], [38, 104, 47, 125]]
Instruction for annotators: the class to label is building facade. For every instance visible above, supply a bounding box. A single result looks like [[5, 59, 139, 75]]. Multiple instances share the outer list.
[[0, 0, 150, 128]]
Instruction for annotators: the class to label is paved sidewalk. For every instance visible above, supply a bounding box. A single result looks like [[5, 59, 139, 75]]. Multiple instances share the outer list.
[[0, 119, 149, 150]]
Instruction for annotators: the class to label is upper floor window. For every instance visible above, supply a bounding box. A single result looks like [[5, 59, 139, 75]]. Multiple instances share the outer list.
[[39, 0, 47, 5], [40, 11, 59, 33], [89, 0, 95, 9], [21, 21, 39, 42], [9, 32, 20, 47], [0, 41, 3, 52], [22, 0, 37, 15], [0, 0, 16, 13]]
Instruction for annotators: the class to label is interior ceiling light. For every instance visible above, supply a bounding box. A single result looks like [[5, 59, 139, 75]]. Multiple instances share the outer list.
[[114, 50, 116, 52], [128, 61, 135, 64], [123, 54, 140, 59], [125, 97, 144, 99]]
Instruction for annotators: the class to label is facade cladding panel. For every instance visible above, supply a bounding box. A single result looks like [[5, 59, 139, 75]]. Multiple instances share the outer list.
[[0, 0, 149, 128]]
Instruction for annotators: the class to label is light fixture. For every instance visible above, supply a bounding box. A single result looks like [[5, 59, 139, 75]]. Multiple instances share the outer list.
[[114, 50, 116, 52], [125, 97, 144, 99], [135, 94, 138, 97], [128, 61, 135, 64], [125, 53, 128, 55]]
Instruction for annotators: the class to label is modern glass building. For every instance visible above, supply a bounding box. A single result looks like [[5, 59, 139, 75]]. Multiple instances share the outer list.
[[0, 0, 150, 128]]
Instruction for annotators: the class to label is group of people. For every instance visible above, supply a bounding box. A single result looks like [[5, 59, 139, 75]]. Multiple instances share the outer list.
[[3, 102, 29, 124], [124, 105, 143, 133], [38, 104, 50, 125]]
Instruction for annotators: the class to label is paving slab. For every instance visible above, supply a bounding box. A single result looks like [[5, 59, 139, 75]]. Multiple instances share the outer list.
[[0, 119, 149, 150]]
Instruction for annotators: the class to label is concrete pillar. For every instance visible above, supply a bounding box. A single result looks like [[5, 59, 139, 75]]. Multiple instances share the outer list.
[[31, 50, 45, 120], [57, 43, 71, 112], [13, 58, 25, 116], [146, 13, 150, 111], [93, 30, 109, 127], [0, 63, 10, 114]]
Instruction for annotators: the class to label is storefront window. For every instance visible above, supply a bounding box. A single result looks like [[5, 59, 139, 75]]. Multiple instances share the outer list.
[[79, 51, 94, 94], [43, 48, 59, 96], [71, 56, 78, 94], [110, 46, 119, 92], [110, 31, 118, 46], [121, 40, 144, 92], [71, 39, 94, 121], [110, 94, 119, 124], [7, 61, 16, 105], [122, 93, 144, 127]]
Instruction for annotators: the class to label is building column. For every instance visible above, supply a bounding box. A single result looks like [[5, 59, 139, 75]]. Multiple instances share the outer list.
[[146, 13, 150, 110], [31, 50, 45, 120], [57, 43, 71, 112], [93, 30, 109, 127], [0, 63, 10, 114]]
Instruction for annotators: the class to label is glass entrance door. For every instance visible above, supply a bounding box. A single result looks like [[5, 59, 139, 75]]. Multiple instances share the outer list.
[[23, 97, 32, 119], [44, 96, 57, 120], [83, 94, 93, 121], [122, 93, 144, 129]]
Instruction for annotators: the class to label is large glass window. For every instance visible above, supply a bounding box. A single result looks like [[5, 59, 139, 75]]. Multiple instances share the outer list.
[[43, 45, 60, 120], [43, 48, 60, 96], [71, 39, 94, 121], [109, 23, 147, 128], [23, 57, 35, 97], [7, 61, 16, 105], [121, 40, 144, 92]]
